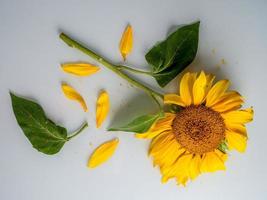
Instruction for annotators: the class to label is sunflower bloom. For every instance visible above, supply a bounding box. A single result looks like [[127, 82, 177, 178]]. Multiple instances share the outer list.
[[136, 71, 253, 186]]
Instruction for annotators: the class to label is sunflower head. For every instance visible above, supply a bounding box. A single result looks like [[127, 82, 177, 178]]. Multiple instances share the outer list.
[[136, 71, 254, 186]]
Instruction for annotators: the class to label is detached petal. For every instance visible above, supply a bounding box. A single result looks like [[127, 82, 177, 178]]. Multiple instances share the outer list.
[[96, 91, 110, 128], [88, 138, 119, 168], [61, 63, 100, 76], [61, 83, 88, 112], [119, 24, 133, 61]]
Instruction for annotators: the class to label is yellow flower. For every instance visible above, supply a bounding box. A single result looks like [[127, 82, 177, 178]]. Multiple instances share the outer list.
[[61, 83, 88, 112], [136, 71, 253, 186], [87, 138, 119, 168], [96, 91, 110, 128], [61, 63, 100, 76], [119, 24, 133, 61]]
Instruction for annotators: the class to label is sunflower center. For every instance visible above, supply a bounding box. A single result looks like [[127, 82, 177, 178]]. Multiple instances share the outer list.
[[172, 105, 225, 154]]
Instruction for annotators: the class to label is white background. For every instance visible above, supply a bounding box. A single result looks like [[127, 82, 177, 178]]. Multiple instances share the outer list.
[[0, 0, 266, 199]]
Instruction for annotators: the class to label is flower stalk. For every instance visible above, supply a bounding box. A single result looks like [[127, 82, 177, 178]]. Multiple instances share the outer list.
[[59, 33, 163, 100], [67, 122, 88, 140]]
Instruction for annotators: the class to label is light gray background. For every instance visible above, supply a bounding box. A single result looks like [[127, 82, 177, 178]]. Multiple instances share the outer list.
[[0, 0, 266, 199]]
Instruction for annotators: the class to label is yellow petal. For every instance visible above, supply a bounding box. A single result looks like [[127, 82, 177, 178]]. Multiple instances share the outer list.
[[193, 71, 207, 105], [225, 122, 247, 136], [119, 24, 133, 61], [96, 91, 110, 128], [214, 149, 228, 162], [61, 63, 100, 76], [161, 153, 192, 185], [200, 152, 226, 172], [87, 138, 119, 168], [135, 113, 175, 139], [180, 72, 197, 106], [164, 94, 185, 107], [188, 154, 201, 180], [222, 107, 254, 124], [211, 91, 244, 113], [226, 130, 247, 153], [206, 80, 230, 107], [205, 74, 215, 92], [61, 83, 88, 112]]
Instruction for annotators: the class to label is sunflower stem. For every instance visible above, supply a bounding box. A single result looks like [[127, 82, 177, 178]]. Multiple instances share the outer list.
[[59, 33, 163, 100], [117, 65, 153, 76], [67, 122, 88, 140]]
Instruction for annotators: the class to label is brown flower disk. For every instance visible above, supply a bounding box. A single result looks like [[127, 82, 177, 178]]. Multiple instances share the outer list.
[[172, 105, 225, 154]]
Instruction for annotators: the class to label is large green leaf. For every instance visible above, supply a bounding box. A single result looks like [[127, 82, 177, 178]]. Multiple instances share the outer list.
[[10, 93, 68, 155], [146, 21, 200, 87], [108, 113, 161, 133]]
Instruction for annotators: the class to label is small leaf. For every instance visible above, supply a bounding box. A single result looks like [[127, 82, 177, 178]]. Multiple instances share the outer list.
[[146, 21, 200, 87], [87, 138, 119, 168], [61, 83, 88, 112], [10, 93, 68, 155], [119, 24, 133, 61], [96, 91, 110, 128], [218, 140, 229, 153], [61, 62, 100, 76], [108, 113, 160, 133]]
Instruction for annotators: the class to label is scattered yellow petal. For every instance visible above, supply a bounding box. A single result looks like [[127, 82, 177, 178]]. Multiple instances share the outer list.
[[96, 91, 110, 128], [61, 83, 88, 112], [87, 138, 119, 168], [119, 24, 133, 61], [61, 63, 100, 76]]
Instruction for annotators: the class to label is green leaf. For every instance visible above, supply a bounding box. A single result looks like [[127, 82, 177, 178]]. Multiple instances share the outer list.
[[218, 140, 229, 154], [146, 21, 200, 87], [108, 113, 161, 133], [10, 93, 68, 155]]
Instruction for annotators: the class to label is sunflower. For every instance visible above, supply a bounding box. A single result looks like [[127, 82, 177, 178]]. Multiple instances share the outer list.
[[136, 71, 254, 186]]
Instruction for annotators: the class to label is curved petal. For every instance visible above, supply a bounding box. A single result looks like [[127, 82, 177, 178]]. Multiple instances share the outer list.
[[180, 72, 197, 106], [61, 83, 88, 112], [61, 63, 100, 76], [206, 80, 230, 107], [135, 113, 175, 139], [200, 152, 226, 172], [119, 25, 133, 60], [225, 122, 247, 136], [214, 149, 228, 162], [225, 130, 247, 153], [161, 154, 192, 185], [188, 154, 201, 180], [211, 91, 244, 113], [87, 138, 119, 168], [222, 107, 254, 124], [193, 71, 207, 105], [164, 94, 185, 107], [96, 91, 110, 128]]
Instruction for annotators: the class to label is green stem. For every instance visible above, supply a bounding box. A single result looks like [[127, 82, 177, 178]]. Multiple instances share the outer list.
[[59, 33, 163, 99], [67, 122, 88, 140], [117, 65, 153, 76]]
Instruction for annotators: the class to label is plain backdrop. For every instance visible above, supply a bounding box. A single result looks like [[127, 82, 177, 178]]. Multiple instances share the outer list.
[[0, 0, 266, 199]]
